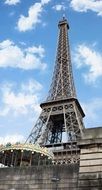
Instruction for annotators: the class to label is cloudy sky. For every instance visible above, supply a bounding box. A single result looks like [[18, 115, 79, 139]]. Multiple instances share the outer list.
[[0, 0, 102, 144]]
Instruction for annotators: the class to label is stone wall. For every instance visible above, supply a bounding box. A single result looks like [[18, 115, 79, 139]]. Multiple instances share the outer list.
[[78, 173, 102, 190], [78, 136, 102, 190], [0, 164, 79, 190], [1, 132, 102, 190]]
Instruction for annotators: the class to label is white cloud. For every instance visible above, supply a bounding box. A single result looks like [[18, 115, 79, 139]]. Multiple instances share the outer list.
[[41, 0, 50, 4], [0, 39, 47, 70], [73, 44, 102, 83], [82, 98, 102, 127], [53, 4, 66, 11], [0, 80, 42, 117], [27, 45, 45, 58], [0, 80, 43, 144], [4, 0, 20, 5], [17, 0, 50, 32], [70, 0, 102, 16], [0, 134, 24, 145], [21, 80, 42, 93]]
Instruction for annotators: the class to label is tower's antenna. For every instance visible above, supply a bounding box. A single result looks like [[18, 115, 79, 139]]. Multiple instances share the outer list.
[[63, 13, 66, 20]]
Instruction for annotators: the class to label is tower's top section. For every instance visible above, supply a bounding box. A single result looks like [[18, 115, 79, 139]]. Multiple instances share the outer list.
[[46, 17, 76, 102], [58, 16, 69, 29]]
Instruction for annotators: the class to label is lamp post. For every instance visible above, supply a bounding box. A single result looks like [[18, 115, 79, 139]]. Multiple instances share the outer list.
[[51, 177, 60, 190]]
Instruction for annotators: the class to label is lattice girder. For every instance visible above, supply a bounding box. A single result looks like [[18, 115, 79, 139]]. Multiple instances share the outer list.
[[26, 18, 85, 147], [47, 19, 76, 101], [27, 98, 84, 145]]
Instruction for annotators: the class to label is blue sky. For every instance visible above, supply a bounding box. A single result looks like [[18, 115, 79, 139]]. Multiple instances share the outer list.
[[0, 0, 102, 144]]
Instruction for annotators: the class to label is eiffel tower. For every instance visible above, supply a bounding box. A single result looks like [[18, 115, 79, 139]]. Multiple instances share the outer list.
[[26, 17, 85, 162]]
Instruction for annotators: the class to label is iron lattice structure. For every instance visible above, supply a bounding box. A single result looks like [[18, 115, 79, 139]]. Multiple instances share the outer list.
[[26, 18, 85, 146]]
